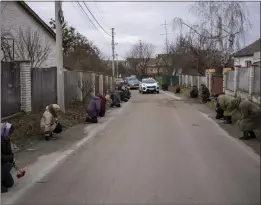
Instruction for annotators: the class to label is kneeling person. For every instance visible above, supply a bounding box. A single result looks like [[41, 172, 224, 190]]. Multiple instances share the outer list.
[[40, 104, 62, 141], [85, 95, 101, 123], [190, 85, 198, 98]]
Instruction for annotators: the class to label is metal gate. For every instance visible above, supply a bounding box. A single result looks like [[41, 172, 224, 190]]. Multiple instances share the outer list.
[[95, 75, 99, 95], [1, 62, 21, 117], [31, 67, 57, 112]]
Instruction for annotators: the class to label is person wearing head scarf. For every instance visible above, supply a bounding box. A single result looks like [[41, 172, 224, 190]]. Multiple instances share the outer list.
[[40, 104, 62, 141], [215, 94, 239, 124], [97, 93, 107, 117], [1, 122, 15, 193], [236, 99, 261, 140], [200, 84, 210, 103], [190, 85, 199, 98], [85, 94, 101, 123], [110, 91, 121, 108]]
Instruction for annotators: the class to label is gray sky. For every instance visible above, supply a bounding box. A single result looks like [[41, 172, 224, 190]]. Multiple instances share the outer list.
[[26, 1, 260, 60]]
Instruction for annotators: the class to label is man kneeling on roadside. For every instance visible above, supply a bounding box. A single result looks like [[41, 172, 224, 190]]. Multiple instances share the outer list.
[[110, 91, 121, 108], [85, 94, 101, 123], [1, 122, 15, 193], [40, 104, 63, 141], [190, 85, 198, 98], [216, 94, 239, 124], [235, 98, 261, 140]]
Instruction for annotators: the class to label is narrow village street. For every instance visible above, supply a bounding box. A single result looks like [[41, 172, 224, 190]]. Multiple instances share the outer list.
[[10, 91, 260, 205]]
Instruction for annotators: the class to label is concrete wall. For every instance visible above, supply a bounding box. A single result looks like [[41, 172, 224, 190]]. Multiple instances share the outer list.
[[0, 1, 56, 67], [238, 68, 249, 92]]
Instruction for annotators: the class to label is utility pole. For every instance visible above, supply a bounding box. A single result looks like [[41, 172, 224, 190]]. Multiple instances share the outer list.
[[139, 40, 142, 58], [116, 54, 119, 79], [160, 19, 172, 53], [111, 28, 115, 77], [55, 1, 65, 112]]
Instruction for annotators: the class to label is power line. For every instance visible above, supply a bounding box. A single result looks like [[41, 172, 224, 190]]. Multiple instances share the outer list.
[[82, 2, 111, 36], [72, 2, 92, 30], [76, 2, 99, 31]]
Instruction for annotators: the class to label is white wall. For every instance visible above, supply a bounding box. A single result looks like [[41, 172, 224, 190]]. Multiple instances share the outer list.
[[0, 1, 56, 68], [234, 56, 254, 67]]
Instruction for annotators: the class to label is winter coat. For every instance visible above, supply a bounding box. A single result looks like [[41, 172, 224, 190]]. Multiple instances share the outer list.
[[238, 100, 261, 131], [1, 123, 14, 164], [98, 95, 107, 117], [190, 86, 198, 98], [40, 104, 60, 133], [87, 96, 101, 118], [111, 92, 121, 105], [200, 85, 210, 100], [217, 95, 240, 116]]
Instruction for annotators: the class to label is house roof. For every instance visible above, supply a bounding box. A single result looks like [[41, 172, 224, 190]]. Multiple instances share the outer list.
[[18, 1, 56, 39], [181, 68, 203, 76], [233, 38, 260, 57]]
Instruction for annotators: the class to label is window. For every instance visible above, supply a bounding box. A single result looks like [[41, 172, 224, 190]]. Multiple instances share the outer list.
[[245, 60, 252, 67]]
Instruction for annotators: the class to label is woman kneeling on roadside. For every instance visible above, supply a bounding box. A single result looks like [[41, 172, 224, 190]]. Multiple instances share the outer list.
[[85, 94, 101, 123], [40, 104, 62, 141]]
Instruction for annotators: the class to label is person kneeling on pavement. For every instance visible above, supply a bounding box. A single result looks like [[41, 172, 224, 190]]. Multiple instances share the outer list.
[[175, 86, 181, 94], [85, 94, 101, 123], [199, 84, 210, 103], [110, 91, 121, 107], [97, 93, 107, 117], [236, 99, 261, 140], [190, 85, 199, 98], [216, 94, 239, 124], [1, 122, 15, 193], [40, 104, 63, 141]]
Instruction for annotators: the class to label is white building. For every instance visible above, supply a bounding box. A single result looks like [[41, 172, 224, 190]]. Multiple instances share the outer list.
[[233, 38, 260, 68], [1, 1, 56, 68]]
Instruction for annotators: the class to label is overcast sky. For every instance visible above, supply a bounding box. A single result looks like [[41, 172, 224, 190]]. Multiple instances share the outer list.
[[26, 1, 260, 60]]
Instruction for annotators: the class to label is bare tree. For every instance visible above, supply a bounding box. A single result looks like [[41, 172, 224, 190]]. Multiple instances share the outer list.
[[172, 1, 251, 72], [1, 28, 14, 62], [15, 27, 51, 67], [78, 79, 95, 111], [126, 40, 155, 75]]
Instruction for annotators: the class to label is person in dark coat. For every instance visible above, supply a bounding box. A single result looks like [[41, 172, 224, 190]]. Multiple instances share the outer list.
[[110, 92, 121, 107], [85, 95, 101, 123], [1, 122, 15, 193], [97, 93, 107, 117], [200, 84, 210, 103], [190, 85, 199, 98], [175, 86, 181, 94]]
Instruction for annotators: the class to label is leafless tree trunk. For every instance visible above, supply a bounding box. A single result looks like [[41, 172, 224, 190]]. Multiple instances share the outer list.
[[126, 40, 155, 75], [78, 79, 95, 111], [1, 29, 14, 62], [15, 27, 51, 68]]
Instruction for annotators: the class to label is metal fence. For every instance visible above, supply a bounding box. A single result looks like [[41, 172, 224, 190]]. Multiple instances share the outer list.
[[238, 67, 249, 92], [1, 62, 21, 117], [31, 67, 57, 112], [64, 71, 79, 107], [226, 71, 234, 91]]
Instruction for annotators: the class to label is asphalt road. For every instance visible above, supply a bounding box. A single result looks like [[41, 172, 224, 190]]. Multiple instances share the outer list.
[[15, 91, 260, 205]]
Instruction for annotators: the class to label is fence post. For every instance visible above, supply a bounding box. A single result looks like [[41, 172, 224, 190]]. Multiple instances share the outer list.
[[222, 71, 227, 93], [209, 72, 213, 95], [99, 74, 103, 94], [91, 72, 95, 95], [20, 61, 32, 112], [249, 65, 255, 97], [179, 74, 182, 85], [105, 75, 109, 94], [197, 76, 200, 91], [77, 71, 83, 101], [109, 76, 112, 92], [234, 66, 239, 96]]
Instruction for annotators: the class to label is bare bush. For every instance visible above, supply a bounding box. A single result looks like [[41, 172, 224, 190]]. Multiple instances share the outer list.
[[1, 29, 14, 62]]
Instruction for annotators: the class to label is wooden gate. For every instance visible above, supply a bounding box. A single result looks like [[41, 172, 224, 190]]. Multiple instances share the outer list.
[[31, 67, 57, 112], [1, 62, 21, 117]]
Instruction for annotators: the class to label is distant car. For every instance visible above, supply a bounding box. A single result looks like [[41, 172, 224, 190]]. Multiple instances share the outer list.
[[127, 77, 140, 89], [139, 78, 159, 94]]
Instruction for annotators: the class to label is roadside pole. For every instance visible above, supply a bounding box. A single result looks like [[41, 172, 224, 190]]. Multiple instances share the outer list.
[[0, 2, 2, 122], [116, 54, 119, 79], [55, 1, 65, 112]]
